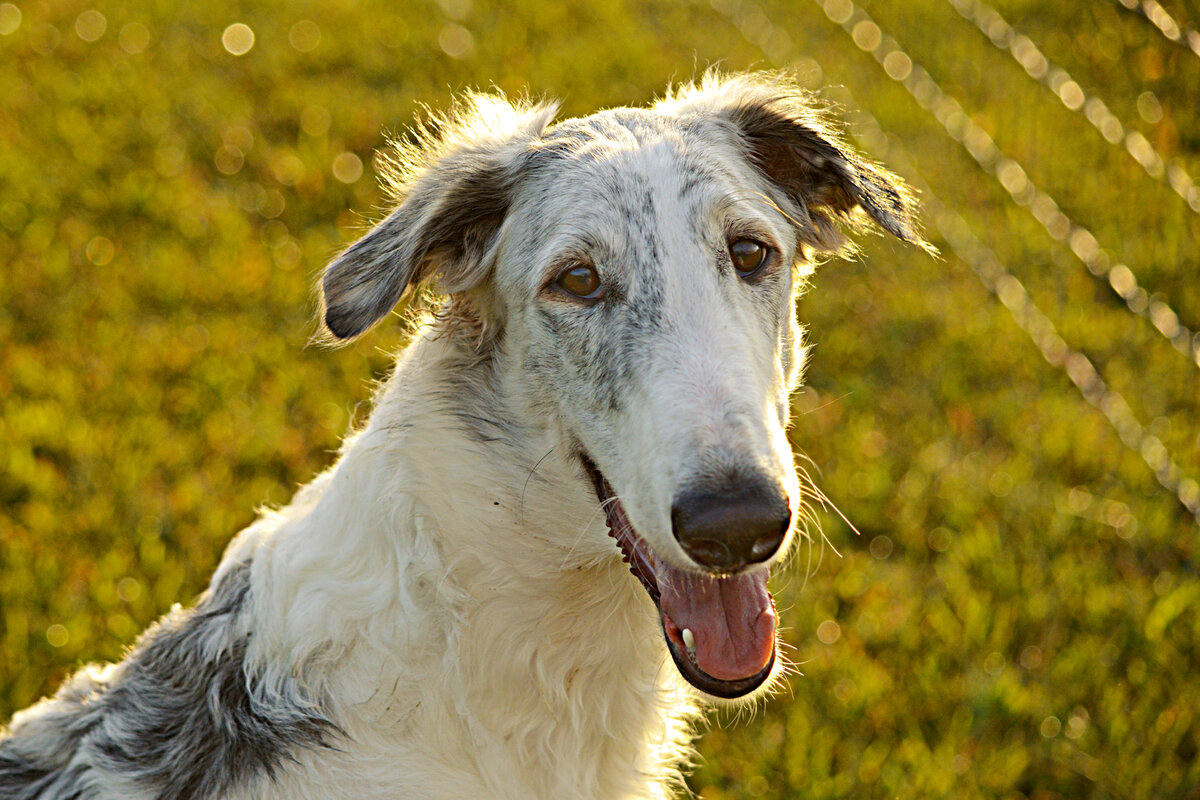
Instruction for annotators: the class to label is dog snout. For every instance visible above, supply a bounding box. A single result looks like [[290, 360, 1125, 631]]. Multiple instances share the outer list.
[[670, 483, 791, 572]]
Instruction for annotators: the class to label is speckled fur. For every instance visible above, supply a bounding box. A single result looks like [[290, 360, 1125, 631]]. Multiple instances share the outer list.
[[0, 71, 925, 800]]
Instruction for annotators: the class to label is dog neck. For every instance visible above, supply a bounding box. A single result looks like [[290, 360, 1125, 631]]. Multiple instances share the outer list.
[[227, 328, 699, 799]]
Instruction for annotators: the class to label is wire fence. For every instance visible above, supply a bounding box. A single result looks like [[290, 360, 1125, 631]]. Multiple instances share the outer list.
[[808, 0, 1200, 369], [1113, 0, 1200, 58], [872, 143, 1200, 524], [947, 0, 1200, 215], [707, 0, 1200, 525]]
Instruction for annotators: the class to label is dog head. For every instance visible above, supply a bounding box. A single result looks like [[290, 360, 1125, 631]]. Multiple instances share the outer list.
[[320, 71, 927, 698]]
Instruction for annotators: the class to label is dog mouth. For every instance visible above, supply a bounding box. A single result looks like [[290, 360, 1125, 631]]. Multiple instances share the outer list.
[[580, 456, 776, 699]]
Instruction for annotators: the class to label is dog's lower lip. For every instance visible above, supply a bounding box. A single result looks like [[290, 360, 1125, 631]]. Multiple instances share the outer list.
[[664, 629, 775, 699]]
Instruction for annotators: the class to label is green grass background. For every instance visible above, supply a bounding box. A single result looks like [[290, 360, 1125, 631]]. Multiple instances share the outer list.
[[2, 0, 1199, 797]]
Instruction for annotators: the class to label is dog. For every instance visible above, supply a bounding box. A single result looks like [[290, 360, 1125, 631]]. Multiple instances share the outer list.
[[0, 71, 925, 799]]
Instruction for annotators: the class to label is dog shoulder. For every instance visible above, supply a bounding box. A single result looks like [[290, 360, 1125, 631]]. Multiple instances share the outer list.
[[0, 561, 337, 800]]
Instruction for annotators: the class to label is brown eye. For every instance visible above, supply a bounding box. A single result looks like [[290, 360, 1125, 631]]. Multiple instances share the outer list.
[[729, 239, 768, 279], [554, 263, 604, 300]]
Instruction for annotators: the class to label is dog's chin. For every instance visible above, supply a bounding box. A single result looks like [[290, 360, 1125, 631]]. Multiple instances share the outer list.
[[579, 455, 778, 700]]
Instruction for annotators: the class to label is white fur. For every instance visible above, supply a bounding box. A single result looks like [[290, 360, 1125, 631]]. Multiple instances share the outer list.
[[220, 342, 700, 799]]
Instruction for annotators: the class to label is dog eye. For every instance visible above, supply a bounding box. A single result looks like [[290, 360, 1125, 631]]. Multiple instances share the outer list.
[[554, 263, 604, 301], [729, 239, 769, 279]]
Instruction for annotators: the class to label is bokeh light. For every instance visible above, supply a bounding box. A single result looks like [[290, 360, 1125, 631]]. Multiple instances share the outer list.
[[221, 22, 254, 55]]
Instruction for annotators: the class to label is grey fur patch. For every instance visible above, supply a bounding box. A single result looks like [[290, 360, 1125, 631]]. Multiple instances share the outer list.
[[0, 758, 87, 800], [0, 562, 336, 800]]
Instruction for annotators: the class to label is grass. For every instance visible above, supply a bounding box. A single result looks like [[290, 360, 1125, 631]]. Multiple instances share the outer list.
[[2, 0, 1198, 797]]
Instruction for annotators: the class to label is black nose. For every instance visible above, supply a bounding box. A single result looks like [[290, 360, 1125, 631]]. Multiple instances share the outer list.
[[670, 484, 791, 572]]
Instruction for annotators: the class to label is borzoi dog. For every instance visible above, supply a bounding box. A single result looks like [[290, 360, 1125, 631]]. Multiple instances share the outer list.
[[0, 71, 925, 799]]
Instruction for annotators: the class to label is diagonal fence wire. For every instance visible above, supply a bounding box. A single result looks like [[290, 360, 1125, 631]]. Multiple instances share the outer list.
[[706, 0, 1200, 524], [873, 140, 1200, 526], [1112, 0, 1200, 58], [946, 0, 1200, 215], [805, 0, 1200, 369]]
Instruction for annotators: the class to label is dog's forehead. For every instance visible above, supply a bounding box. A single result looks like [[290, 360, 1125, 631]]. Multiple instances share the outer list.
[[505, 107, 767, 268], [526, 107, 746, 215], [541, 106, 686, 157]]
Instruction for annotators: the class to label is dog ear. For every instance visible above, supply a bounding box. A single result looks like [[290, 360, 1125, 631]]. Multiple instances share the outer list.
[[660, 72, 931, 253], [319, 94, 558, 341]]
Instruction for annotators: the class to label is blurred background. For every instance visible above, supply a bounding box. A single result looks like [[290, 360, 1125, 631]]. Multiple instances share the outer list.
[[1, 0, 1198, 796]]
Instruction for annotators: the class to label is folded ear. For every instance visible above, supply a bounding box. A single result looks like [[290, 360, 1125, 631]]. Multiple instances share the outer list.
[[659, 71, 931, 254], [319, 94, 559, 341]]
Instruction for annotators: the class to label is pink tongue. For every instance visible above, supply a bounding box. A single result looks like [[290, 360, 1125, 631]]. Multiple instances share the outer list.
[[657, 565, 777, 682]]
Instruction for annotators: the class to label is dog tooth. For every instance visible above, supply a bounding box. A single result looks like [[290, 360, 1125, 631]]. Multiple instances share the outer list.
[[681, 628, 696, 652]]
